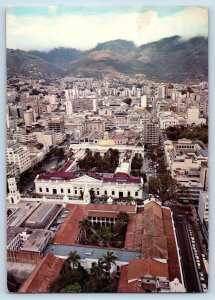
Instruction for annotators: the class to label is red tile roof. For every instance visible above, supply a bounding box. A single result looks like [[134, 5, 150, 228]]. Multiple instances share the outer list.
[[37, 171, 141, 184], [52, 203, 136, 246], [52, 205, 87, 245], [19, 253, 64, 293], [86, 203, 136, 214], [118, 257, 169, 293], [124, 201, 168, 259], [162, 207, 182, 282]]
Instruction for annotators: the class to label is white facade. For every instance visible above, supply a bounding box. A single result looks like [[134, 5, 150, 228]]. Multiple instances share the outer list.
[[34, 131, 57, 148], [24, 109, 35, 126], [7, 177, 21, 204], [198, 191, 208, 223], [140, 95, 147, 109], [159, 115, 179, 130], [65, 100, 73, 116], [93, 98, 98, 112], [7, 143, 31, 174], [186, 107, 206, 125], [35, 174, 143, 200]]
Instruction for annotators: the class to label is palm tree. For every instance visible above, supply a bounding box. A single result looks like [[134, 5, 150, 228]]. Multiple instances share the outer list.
[[101, 251, 117, 276], [90, 259, 106, 280], [97, 226, 112, 247], [66, 251, 80, 269], [79, 217, 91, 239]]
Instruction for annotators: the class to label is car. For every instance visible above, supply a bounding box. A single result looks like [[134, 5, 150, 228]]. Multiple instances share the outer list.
[[201, 254, 206, 259], [200, 276, 205, 283], [195, 255, 200, 260], [202, 284, 208, 292]]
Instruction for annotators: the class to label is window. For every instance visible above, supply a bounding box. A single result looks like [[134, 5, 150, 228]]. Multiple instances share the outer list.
[[68, 189, 71, 194], [127, 191, 131, 196], [53, 189, 57, 194], [112, 191, 115, 196], [97, 190, 99, 195], [61, 188, 63, 193], [39, 187, 42, 192], [119, 192, 123, 197], [46, 188, 49, 193], [74, 190, 77, 195], [104, 190, 107, 195], [135, 191, 138, 197]]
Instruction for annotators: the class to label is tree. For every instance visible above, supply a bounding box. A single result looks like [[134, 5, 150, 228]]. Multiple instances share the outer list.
[[66, 251, 80, 269], [79, 217, 91, 239], [7, 209, 12, 218], [89, 188, 95, 202], [101, 251, 117, 276], [97, 226, 112, 247], [117, 211, 129, 224], [122, 98, 132, 106], [60, 283, 82, 293], [90, 260, 106, 281]]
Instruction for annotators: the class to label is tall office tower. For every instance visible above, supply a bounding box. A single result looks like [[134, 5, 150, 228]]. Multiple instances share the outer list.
[[93, 98, 98, 113], [23, 109, 35, 126], [140, 95, 147, 108], [157, 85, 168, 98], [65, 89, 73, 115]]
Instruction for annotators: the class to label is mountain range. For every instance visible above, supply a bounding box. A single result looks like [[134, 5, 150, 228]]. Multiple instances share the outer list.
[[7, 35, 208, 83]]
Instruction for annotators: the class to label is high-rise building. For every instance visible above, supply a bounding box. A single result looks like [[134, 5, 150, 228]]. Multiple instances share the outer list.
[[93, 98, 98, 113], [47, 117, 65, 133], [140, 95, 147, 108], [7, 143, 31, 174], [143, 123, 159, 144], [24, 109, 35, 126], [157, 85, 168, 99]]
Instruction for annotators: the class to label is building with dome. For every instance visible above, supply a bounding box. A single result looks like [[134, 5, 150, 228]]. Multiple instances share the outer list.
[[97, 131, 116, 147]]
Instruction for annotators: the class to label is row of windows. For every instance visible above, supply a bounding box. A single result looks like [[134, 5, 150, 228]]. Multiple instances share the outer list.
[[38, 187, 139, 197]]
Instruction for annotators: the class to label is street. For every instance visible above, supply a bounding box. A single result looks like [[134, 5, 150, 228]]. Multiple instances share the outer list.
[[174, 218, 200, 292]]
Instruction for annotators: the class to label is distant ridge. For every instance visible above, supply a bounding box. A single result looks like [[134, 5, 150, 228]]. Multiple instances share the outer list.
[[7, 36, 208, 83]]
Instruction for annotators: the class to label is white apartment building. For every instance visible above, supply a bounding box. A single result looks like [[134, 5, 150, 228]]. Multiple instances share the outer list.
[[159, 114, 179, 129], [65, 100, 73, 116], [159, 112, 186, 130], [164, 139, 208, 203], [198, 191, 208, 224], [24, 109, 35, 126], [186, 107, 206, 126], [7, 143, 31, 174], [140, 95, 147, 108], [34, 131, 57, 148]]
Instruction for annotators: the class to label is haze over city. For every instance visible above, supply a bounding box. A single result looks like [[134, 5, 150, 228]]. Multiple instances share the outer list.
[[7, 6, 208, 51]]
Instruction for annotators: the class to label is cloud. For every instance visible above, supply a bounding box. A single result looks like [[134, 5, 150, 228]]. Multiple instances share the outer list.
[[6, 6, 208, 51]]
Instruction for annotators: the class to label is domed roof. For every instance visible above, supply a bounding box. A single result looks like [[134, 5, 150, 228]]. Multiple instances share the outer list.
[[97, 131, 115, 147], [97, 139, 115, 147]]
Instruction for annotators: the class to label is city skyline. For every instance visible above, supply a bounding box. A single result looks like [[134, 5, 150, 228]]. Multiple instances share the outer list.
[[7, 6, 208, 51]]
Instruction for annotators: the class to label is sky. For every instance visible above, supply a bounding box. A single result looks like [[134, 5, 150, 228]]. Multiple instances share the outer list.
[[6, 6, 208, 51]]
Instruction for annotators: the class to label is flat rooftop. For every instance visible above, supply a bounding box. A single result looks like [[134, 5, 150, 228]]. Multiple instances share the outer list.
[[20, 229, 51, 252], [7, 202, 39, 228], [46, 244, 141, 263], [24, 203, 62, 229]]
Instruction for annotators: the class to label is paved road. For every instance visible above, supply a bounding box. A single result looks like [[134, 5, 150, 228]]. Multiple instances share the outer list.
[[174, 218, 200, 292]]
